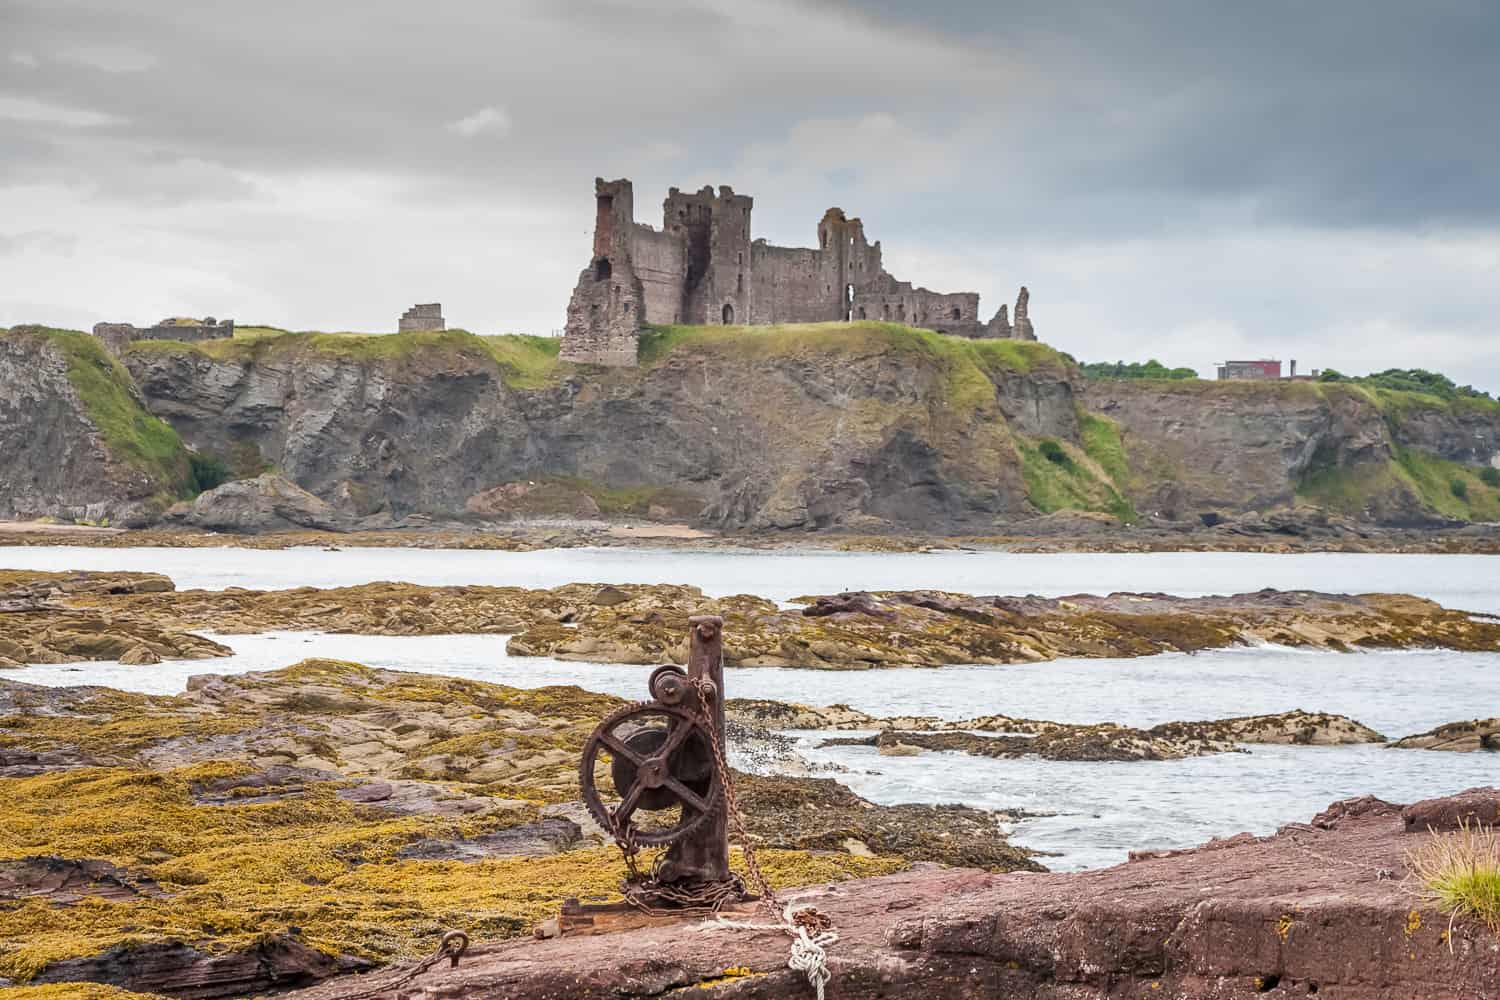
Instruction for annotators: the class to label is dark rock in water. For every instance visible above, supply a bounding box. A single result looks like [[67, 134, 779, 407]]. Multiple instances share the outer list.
[[396, 818, 582, 861], [0, 856, 164, 904], [1402, 786, 1500, 832], [274, 788, 1500, 1000], [30, 934, 373, 999]]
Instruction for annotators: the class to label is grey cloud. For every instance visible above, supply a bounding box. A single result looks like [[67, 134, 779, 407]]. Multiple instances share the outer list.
[[0, 0, 1497, 392]]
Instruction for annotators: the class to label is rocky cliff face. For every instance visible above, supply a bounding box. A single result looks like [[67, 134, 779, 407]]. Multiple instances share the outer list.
[[121, 328, 1085, 532], [0, 327, 193, 525], [7, 323, 1499, 532], [1087, 378, 1500, 525]]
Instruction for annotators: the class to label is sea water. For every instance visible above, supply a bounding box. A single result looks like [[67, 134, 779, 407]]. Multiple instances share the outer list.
[[3, 545, 1496, 868]]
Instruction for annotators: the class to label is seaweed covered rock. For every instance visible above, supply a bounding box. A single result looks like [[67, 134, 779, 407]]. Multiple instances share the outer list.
[[732, 774, 1040, 872], [747, 701, 1385, 760], [0, 660, 1020, 997], [1392, 717, 1500, 752], [16, 571, 1500, 668]]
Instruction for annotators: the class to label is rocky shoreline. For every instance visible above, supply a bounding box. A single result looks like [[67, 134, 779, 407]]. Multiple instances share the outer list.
[[4, 518, 1500, 554], [276, 788, 1500, 1000], [0, 661, 1031, 997], [4, 570, 1499, 672]]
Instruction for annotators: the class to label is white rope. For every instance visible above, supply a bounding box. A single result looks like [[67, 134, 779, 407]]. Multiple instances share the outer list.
[[696, 903, 838, 999]]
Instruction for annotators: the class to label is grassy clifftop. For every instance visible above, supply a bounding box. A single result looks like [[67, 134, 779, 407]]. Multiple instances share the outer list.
[[128, 328, 564, 390], [638, 321, 1068, 373]]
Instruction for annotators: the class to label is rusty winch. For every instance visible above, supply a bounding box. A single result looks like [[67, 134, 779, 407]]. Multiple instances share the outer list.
[[538, 615, 837, 997], [576, 614, 747, 908]]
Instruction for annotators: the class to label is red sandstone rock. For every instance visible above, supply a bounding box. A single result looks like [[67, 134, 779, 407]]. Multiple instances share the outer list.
[[1403, 786, 1500, 833], [280, 789, 1500, 1000]]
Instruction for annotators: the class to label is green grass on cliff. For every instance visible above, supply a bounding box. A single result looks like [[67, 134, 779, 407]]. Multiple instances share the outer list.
[[1294, 461, 1405, 518], [639, 321, 1066, 372], [1295, 447, 1500, 522], [1393, 447, 1500, 522], [16, 327, 194, 497], [129, 328, 565, 390], [1077, 413, 1131, 489], [638, 322, 1068, 430], [1017, 434, 1136, 522]]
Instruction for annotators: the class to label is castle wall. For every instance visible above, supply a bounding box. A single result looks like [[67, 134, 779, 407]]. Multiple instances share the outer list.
[[92, 319, 235, 355], [628, 224, 686, 325], [559, 179, 644, 366], [399, 303, 444, 332], [748, 244, 833, 324], [853, 286, 981, 335]]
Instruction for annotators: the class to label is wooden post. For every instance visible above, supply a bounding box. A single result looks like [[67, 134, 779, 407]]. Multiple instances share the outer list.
[[658, 614, 731, 884]]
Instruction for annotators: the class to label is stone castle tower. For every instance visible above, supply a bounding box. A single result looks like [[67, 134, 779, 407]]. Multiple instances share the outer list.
[[561, 178, 1036, 366]]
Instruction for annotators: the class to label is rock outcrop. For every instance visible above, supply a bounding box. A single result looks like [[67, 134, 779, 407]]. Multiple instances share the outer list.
[[9, 571, 1500, 669], [1392, 717, 1500, 752], [0, 327, 193, 526], [814, 708, 1385, 762], [277, 789, 1500, 1000], [174, 473, 348, 532], [1086, 378, 1500, 524]]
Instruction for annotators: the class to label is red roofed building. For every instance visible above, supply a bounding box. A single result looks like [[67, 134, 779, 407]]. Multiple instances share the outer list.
[[1217, 359, 1283, 380]]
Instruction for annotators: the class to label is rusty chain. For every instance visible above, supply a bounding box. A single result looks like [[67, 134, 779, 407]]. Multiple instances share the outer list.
[[688, 675, 833, 937], [335, 930, 468, 1000]]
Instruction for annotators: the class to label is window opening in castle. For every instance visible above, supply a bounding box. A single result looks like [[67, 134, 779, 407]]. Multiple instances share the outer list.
[[951, 306, 961, 320], [594, 258, 611, 281], [737, 273, 744, 293]]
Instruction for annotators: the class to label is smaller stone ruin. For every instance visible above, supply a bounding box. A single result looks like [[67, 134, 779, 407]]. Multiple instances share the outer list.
[[399, 303, 445, 332], [92, 317, 234, 355]]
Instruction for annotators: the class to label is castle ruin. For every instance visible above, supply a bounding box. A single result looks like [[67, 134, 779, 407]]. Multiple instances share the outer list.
[[92, 317, 234, 355], [561, 178, 1035, 366], [399, 303, 445, 332]]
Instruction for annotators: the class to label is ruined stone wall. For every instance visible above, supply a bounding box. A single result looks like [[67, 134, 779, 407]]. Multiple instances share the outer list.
[[398, 304, 444, 332], [559, 179, 644, 366], [628, 224, 686, 325], [91, 323, 139, 355], [748, 244, 832, 324], [93, 319, 234, 355], [853, 285, 980, 334], [1011, 287, 1036, 341]]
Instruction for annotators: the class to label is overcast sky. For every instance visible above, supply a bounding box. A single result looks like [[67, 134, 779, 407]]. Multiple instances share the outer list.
[[3, 0, 1497, 390]]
